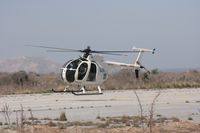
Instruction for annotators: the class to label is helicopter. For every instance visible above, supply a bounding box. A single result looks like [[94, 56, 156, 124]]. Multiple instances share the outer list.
[[26, 45, 155, 95]]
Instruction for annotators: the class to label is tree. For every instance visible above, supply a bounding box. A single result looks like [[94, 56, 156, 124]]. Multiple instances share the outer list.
[[151, 69, 159, 75], [11, 71, 29, 87]]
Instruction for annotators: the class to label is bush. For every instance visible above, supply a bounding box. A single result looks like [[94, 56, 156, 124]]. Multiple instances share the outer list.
[[96, 116, 101, 119], [97, 123, 109, 128], [47, 121, 57, 127], [11, 71, 29, 86], [151, 69, 159, 75], [169, 117, 180, 122]]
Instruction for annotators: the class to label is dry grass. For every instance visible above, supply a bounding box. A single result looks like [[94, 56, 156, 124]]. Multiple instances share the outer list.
[[103, 69, 200, 90], [0, 70, 200, 95], [0, 113, 199, 133], [0, 121, 200, 133], [0, 71, 63, 95]]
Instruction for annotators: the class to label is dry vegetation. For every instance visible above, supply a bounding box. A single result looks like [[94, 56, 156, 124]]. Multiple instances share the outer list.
[[0, 70, 200, 132], [0, 69, 200, 95], [0, 71, 63, 95], [0, 105, 199, 132], [103, 69, 200, 90], [0, 116, 200, 133]]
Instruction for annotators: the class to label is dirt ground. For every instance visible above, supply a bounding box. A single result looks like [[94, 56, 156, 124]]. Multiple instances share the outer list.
[[1, 89, 200, 123], [0, 121, 200, 133]]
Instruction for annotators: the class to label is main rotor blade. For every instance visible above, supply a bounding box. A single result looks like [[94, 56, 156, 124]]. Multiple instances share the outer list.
[[46, 50, 127, 56], [25, 45, 81, 52], [25, 45, 141, 54], [46, 50, 81, 52], [96, 52, 127, 56], [92, 50, 140, 53]]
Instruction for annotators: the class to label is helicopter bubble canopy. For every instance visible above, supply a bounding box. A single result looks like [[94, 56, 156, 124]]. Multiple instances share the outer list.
[[61, 57, 108, 85]]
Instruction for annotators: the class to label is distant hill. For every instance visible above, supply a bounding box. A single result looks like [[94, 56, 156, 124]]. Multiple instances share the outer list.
[[0, 56, 61, 73], [1, 56, 198, 74]]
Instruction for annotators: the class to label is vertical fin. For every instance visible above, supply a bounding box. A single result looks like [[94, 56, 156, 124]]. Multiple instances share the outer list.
[[135, 49, 143, 65]]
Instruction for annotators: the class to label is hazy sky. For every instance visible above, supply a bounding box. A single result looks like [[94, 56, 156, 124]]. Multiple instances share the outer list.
[[0, 0, 200, 70]]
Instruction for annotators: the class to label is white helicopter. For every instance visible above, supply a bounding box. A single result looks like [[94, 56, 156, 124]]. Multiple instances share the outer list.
[[26, 45, 155, 95]]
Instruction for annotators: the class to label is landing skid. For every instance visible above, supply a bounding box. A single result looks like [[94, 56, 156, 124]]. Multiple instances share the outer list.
[[52, 86, 103, 96], [72, 91, 103, 96], [52, 89, 82, 93]]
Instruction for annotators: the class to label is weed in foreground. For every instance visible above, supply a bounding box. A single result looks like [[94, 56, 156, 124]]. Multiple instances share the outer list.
[[59, 112, 67, 121]]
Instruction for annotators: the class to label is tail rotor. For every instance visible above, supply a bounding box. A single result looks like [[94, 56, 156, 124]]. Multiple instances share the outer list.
[[133, 47, 154, 79], [134, 61, 150, 79]]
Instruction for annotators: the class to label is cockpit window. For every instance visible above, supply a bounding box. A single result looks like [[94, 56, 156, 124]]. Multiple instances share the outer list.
[[87, 63, 97, 81], [78, 63, 88, 80], [67, 59, 81, 69], [66, 70, 75, 82], [63, 59, 73, 67]]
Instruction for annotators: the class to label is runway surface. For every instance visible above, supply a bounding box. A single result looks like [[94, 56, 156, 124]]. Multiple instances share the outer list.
[[0, 88, 200, 123]]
